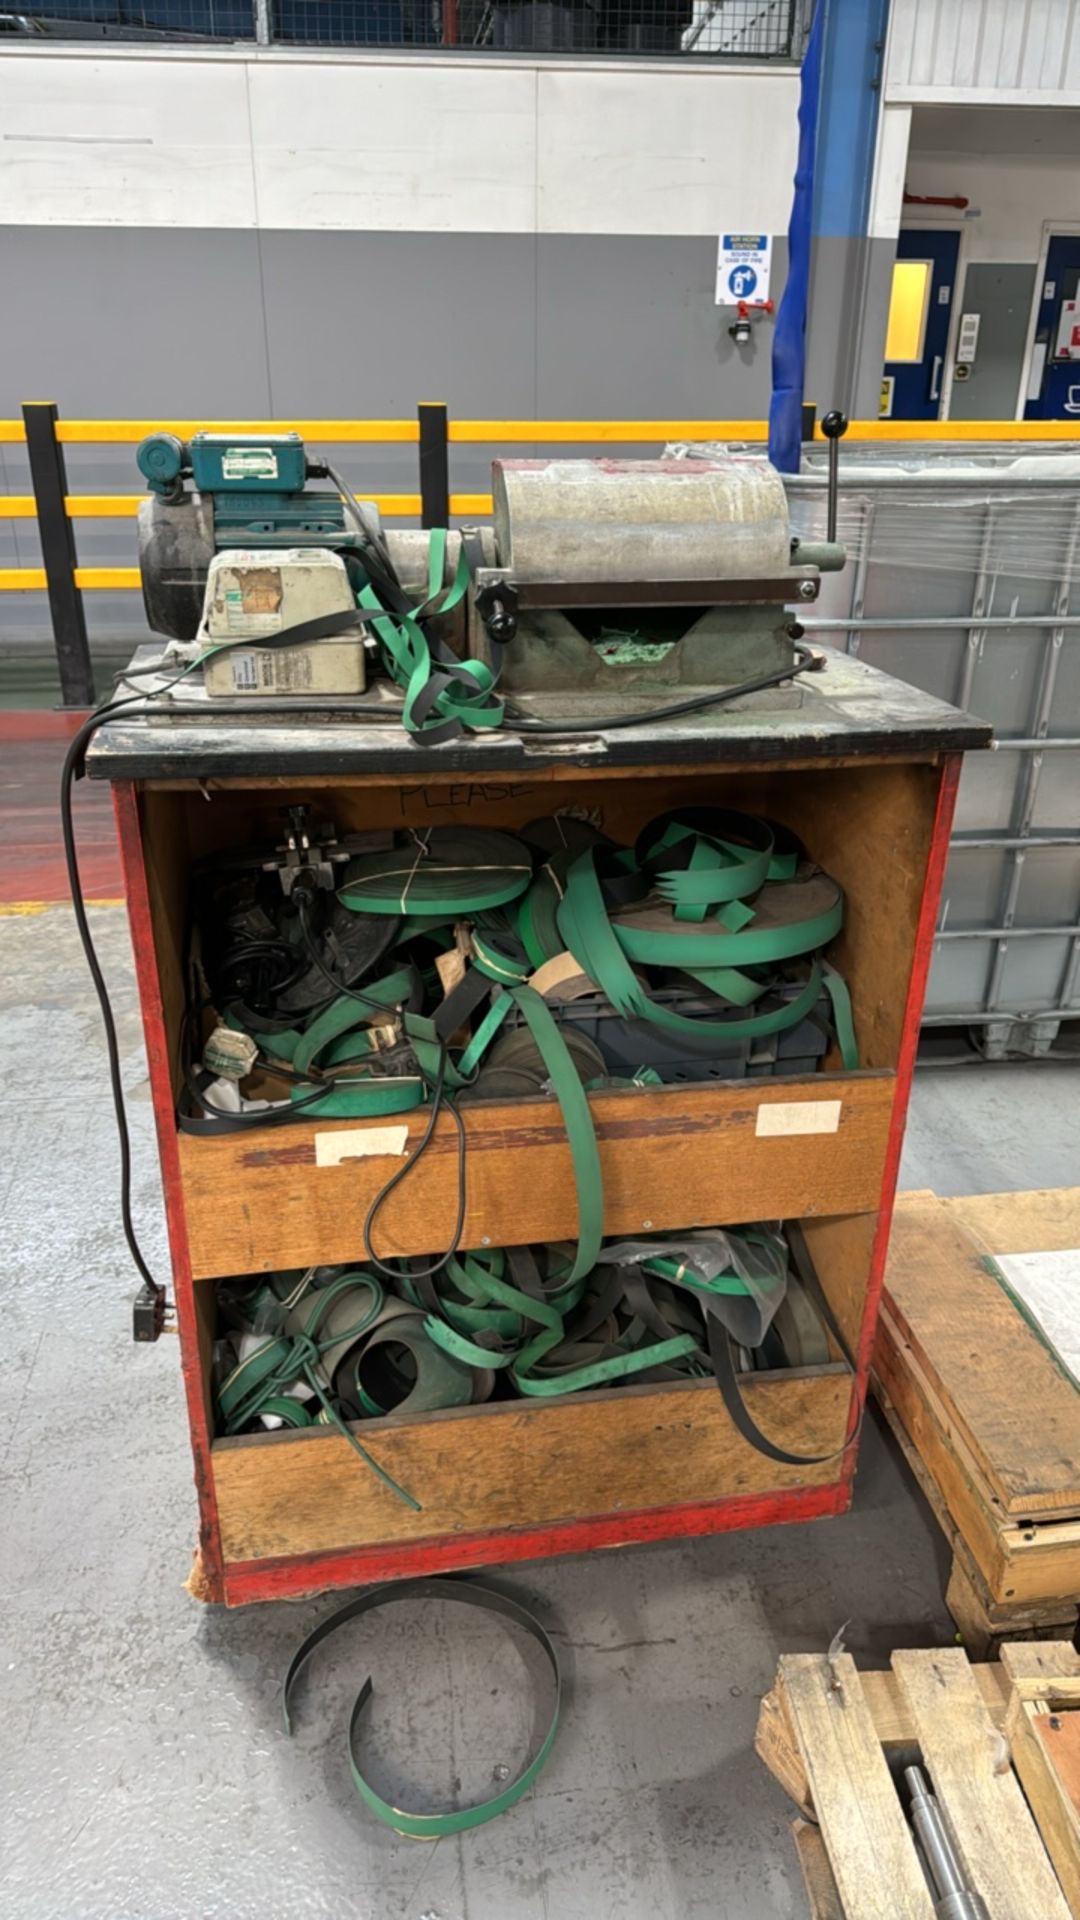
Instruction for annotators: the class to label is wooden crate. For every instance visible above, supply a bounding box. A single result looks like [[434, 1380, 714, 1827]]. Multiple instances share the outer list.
[[875, 1189, 1080, 1654], [756, 1640, 1080, 1919], [106, 735, 966, 1606]]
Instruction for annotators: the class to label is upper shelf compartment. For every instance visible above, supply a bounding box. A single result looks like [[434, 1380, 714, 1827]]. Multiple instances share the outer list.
[[137, 752, 943, 1277]]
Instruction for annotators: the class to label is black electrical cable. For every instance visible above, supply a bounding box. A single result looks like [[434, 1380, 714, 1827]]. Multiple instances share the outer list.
[[60, 668, 203, 1315], [149, 646, 819, 737], [323, 459, 415, 616], [293, 886, 412, 1020], [502, 644, 819, 734], [361, 1045, 469, 1283]]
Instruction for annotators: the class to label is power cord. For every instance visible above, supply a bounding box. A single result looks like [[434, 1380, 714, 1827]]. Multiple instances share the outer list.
[[361, 1045, 469, 1284], [504, 644, 819, 733], [61, 667, 202, 1339]]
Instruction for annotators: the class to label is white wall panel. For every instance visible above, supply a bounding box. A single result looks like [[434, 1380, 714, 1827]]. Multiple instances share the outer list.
[[0, 47, 797, 237], [248, 60, 538, 233], [536, 68, 798, 235], [886, 0, 1080, 96], [0, 54, 256, 226]]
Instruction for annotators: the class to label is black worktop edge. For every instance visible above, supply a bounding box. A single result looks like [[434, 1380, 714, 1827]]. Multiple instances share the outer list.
[[86, 716, 993, 781]]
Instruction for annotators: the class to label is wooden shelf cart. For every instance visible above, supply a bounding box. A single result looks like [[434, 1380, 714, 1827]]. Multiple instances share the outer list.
[[87, 651, 988, 1605]]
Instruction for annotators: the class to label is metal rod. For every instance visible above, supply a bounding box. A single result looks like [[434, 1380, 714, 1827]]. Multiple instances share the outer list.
[[957, 499, 997, 712], [1058, 934, 1080, 1012], [22, 400, 95, 708], [952, 833, 1080, 849], [905, 1766, 990, 1919], [987, 736, 1080, 751], [800, 614, 1080, 630], [935, 924, 1074, 941], [920, 1008, 1079, 1026], [841, 497, 874, 658], [792, 468, 1080, 491], [984, 499, 1079, 1011]]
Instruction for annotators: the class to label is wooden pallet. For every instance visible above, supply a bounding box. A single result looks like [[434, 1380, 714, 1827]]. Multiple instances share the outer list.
[[756, 1640, 1080, 1918], [874, 1188, 1080, 1654]]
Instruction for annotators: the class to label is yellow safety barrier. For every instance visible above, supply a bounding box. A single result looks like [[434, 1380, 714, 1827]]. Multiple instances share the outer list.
[[446, 419, 770, 442], [53, 419, 421, 444], [826, 419, 1080, 441], [0, 415, 1076, 591], [0, 493, 428, 521]]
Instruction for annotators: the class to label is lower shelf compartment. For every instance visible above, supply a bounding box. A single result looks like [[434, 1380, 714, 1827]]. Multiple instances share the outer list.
[[211, 1365, 856, 1570]]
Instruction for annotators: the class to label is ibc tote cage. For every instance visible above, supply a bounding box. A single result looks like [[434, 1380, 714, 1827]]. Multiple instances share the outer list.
[[786, 444, 1080, 1056]]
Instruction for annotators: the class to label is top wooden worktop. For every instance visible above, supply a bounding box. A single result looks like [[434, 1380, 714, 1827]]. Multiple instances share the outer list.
[[86, 646, 990, 782]]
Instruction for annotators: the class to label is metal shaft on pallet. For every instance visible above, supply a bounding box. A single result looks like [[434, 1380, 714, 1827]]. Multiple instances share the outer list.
[[22, 400, 96, 708], [905, 1766, 990, 1919]]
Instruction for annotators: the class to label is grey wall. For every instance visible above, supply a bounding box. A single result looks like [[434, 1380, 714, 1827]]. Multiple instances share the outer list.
[[948, 263, 1037, 421], [0, 225, 788, 664], [805, 234, 898, 422]]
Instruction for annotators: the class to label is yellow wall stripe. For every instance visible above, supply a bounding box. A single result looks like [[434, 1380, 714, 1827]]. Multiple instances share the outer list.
[[2, 416, 1078, 450], [0, 492, 426, 519], [814, 419, 1080, 441], [52, 419, 419, 444], [447, 420, 769, 443], [74, 568, 143, 589], [0, 491, 487, 525], [0, 568, 46, 589]]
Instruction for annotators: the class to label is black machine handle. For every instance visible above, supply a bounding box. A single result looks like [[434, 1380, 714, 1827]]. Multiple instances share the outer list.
[[820, 410, 849, 545]]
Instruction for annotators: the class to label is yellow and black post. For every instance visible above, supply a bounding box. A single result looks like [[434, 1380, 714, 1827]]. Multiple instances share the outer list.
[[22, 400, 95, 707], [417, 401, 450, 530]]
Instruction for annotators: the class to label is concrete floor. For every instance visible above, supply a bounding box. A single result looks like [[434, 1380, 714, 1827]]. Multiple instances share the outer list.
[[3, 906, 1079, 1920]]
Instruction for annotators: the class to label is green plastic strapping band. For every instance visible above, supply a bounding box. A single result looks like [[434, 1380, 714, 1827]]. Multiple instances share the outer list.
[[217, 1274, 421, 1510], [359, 530, 504, 740], [283, 1577, 561, 1838]]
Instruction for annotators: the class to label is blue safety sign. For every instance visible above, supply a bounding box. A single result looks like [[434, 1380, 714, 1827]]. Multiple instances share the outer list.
[[728, 265, 758, 299], [716, 233, 772, 307]]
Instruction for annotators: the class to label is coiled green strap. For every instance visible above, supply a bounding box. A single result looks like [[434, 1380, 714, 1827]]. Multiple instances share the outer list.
[[360, 530, 504, 742], [216, 1273, 421, 1509], [283, 1577, 561, 1837], [337, 827, 533, 917]]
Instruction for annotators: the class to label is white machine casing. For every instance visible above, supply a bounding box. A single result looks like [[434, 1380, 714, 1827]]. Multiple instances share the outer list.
[[199, 547, 365, 697]]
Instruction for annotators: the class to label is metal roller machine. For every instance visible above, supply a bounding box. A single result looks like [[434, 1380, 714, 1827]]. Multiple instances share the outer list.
[[134, 431, 845, 713]]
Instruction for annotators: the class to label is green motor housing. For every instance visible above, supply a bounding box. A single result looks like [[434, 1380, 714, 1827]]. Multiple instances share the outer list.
[[135, 431, 372, 641]]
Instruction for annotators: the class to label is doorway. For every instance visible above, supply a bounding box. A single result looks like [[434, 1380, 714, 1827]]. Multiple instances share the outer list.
[[881, 229, 960, 421], [1023, 231, 1080, 419]]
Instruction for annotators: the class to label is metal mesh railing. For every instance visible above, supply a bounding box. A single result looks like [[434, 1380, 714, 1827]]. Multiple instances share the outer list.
[[0, 0, 799, 51]]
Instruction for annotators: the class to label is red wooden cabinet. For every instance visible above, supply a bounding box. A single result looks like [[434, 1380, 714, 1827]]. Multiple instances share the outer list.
[[92, 657, 986, 1605]]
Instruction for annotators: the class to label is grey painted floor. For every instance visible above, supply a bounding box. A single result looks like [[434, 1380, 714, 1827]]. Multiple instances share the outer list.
[[3, 907, 1078, 1920]]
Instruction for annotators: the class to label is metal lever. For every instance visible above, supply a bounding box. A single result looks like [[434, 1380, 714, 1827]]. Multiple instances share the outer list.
[[905, 1766, 990, 1919], [820, 410, 849, 545], [930, 354, 943, 403]]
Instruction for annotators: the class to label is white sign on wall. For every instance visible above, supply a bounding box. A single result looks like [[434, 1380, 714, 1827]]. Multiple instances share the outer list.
[[716, 233, 772, 306]]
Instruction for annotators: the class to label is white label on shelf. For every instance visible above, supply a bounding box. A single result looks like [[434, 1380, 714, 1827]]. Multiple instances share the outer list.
[[755, 1100, 842, 1138], [315, 1125, 409, 1167]]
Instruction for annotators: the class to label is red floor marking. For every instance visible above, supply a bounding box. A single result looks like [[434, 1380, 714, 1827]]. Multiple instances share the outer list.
[[0, 714, 123, 904]]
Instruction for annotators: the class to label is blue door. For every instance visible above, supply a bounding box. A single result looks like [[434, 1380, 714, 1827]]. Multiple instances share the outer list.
[[1024, 234, 1080, 420], [882, 230, 960, 420]]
